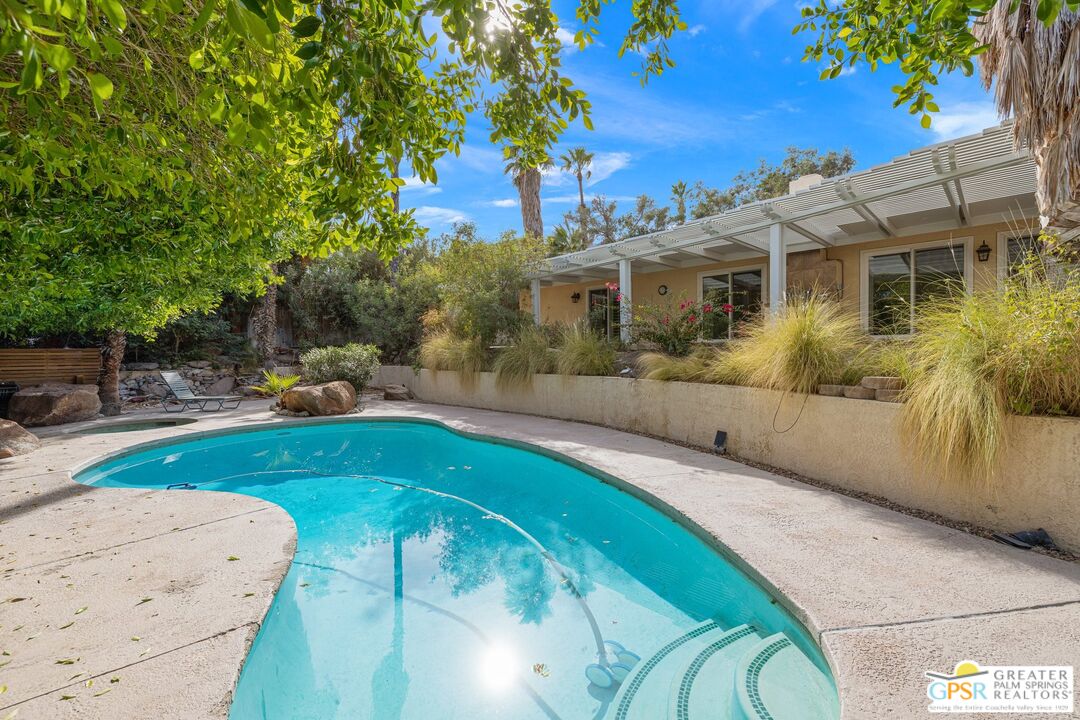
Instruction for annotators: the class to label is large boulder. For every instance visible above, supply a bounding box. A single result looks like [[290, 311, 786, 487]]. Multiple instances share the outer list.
[[206, 375, 236, 395], [0, 420, 40, 459], [281, 381, 356, 416], [383, 384, 413, 401], [8, 383, 102, 427]]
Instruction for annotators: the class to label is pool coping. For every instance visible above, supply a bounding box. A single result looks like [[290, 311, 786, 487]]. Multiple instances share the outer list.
[[2, 402, 1078, 719]]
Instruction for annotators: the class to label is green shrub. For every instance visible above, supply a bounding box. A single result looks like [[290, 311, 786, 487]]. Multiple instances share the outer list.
[[556, 322, 615, 376], [493, 325, 555, 389], [638, 349, 711, 382], [632, 295, 718, 356], [300, 343, 381, 392]]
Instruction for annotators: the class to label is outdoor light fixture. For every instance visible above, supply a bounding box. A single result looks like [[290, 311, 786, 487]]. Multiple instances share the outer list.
[[713, 430, 728, 454], [570, 292, 581, 304], [976, 241, 991, 262], [657, 284, 669, 296]]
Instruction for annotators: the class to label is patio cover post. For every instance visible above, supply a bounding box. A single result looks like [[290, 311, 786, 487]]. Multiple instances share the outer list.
[[531, 278, 542, 326], [768, 223, 786, 317], [618, 258, 633, 343]]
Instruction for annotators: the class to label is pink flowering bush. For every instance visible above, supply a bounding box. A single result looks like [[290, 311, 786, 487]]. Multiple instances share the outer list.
[[633, 296, 729, 356]]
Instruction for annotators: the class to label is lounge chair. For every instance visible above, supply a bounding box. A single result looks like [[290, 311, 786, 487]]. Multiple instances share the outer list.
[[159, 371, 243, 412]]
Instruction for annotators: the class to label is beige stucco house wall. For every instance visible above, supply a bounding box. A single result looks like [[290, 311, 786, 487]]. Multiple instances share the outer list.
[[534, 219, 1035, 332]]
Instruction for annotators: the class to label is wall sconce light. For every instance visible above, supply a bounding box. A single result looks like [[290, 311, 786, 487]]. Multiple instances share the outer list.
[[570, 292, 581, 304], [976, 241, 991, 262]]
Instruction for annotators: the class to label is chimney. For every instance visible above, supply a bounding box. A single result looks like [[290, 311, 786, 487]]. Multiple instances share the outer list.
[[788, 173, 824, 195]]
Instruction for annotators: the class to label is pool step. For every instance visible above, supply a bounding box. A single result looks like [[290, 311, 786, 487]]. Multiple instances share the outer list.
[[610, 623, 838, 720], [612, 621, 754, 720], [732, 633, 840, 720]]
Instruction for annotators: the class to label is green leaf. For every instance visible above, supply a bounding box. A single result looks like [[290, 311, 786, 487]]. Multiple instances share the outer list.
[[920, 113, 932, 129], [94, 0, 127, 30], [294, 41, 321, 60], [19, 50, 41, 93], [189, 49, 205, 70], [291, 15, 321, 37], [87, 72, 114, 101], [191, 0, 218, 34]]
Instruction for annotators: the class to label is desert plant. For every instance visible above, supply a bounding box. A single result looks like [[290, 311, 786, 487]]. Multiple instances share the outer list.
[[637, 349, 713, 382], [556, 322, 616, 376], [300, 343, 381, 392], [721, 294, 865, 394], [418, 331, 488, 379], [901, 247, 1080, 483], [250, 370, 300, 399], [493, 325, 556, 389]]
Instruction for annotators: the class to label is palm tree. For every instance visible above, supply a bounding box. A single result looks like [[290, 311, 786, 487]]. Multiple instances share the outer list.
[[504, 147, 551, 238], [975, 4, 1080, 231], [671, 180, 689, 225], [559, 146, 594, 210]]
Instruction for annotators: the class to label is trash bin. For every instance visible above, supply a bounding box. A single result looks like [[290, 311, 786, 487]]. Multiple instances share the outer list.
[[0, 382, 19, 419]]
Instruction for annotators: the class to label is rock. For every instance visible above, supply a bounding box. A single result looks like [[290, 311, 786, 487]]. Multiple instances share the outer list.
[[281, 381, 356, 416], [842, 385, 878, 400], [125, 362, 159, 371], [860, 376, 903, 391], [817, 384, 846, 397], [8, 383, 102, 426], [206, 375, 235, 395], [875, 388, 903, 403], [185, 360, 212, 369], [145, 382, 168, 398], [0, 419, 40, 459], [382, 384, 413, 401]]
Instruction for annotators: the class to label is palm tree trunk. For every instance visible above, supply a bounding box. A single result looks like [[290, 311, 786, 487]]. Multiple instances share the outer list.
[[577, 171, 585, 209], [516, 168, 544, 238], [97, 329, 126, 416], [252, 270, 278, 369]]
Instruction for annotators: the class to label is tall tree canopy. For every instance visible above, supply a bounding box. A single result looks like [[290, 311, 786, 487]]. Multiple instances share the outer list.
[[1, 0, 690, 337], [796, 0, 1079, 227]]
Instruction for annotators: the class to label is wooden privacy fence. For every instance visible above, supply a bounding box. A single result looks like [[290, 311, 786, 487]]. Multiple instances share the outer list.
[[0, 349, 102, 385]]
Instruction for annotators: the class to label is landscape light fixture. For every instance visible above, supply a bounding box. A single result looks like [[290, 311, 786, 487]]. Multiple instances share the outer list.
[[570, 292, 581, 303]]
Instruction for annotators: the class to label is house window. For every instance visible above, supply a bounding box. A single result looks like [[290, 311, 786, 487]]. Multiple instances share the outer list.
[[587, 287, 620, 339], [700, 269, 763, 339], [1004, 235, 1040, 276], [867, 243, 966, 335]]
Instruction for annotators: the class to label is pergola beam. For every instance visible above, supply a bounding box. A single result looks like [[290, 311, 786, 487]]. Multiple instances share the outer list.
[[762, 203, 834, 247], [700, 223, 769, 254], [836, 180, 896, 237], [948, 146, 972, 225]]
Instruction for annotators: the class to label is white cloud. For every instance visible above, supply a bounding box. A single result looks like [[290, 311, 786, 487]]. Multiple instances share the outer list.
[[555, 27, 577, 49], [411, 206, 470, 227], [544, 193, 637, 204], [687, 24, 707, 37], [736, 0, 778, 32], [450, 144, 504, 173], [399, 176, 442, 195], [931, 101, 1003, 140], [483, 198, 518, 208], [544, 150, 633, 187]]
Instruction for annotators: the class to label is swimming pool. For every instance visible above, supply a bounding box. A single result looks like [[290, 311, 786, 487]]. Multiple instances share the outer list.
[[76, 420, 839, 720]]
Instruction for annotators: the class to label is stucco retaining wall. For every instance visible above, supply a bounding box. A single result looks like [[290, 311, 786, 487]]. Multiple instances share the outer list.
[[375, 366, 1080, 553]]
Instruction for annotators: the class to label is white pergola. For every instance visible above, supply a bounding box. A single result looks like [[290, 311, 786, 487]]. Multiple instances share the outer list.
[[531, 123, 1038, 342]]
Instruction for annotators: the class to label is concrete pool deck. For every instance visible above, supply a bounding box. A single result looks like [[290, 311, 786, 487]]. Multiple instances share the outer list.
[[1, 401, 1078, 719]]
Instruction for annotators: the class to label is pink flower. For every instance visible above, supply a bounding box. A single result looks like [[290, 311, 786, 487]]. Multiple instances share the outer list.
[[722, 303, 734, 313], [606, 282, 619, 291], [702, 303, 713, 313], [662, 315, 670, 325], [615, 293, 623, 302], [688, 314, 697, 323]]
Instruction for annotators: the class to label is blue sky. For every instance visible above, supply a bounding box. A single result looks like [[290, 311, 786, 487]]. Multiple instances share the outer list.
[[400, 1, 1001, 239]]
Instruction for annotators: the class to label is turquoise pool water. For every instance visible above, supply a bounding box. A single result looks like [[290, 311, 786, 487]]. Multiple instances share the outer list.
[[76, 420, 837, 720]]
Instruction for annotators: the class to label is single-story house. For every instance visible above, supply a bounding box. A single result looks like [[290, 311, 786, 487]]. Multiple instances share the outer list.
[[529, 123, 1040, 341]]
